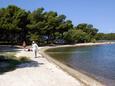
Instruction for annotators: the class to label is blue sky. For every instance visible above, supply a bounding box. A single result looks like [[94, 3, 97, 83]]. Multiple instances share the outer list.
[[0, 0, 115, 33]]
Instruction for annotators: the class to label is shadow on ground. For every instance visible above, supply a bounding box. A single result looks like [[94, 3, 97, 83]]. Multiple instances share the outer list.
[[17, 60, 44, 68], [0, 45, 21, 52], [0, 55, 44, 75]]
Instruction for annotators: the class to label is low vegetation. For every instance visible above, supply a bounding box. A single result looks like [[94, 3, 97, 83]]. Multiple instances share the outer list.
[[95, 33, 115, 40], [0, 54, 30, 74]]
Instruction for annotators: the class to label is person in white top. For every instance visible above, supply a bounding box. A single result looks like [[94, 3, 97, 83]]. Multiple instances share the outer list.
[[32, 41, 39, 58]]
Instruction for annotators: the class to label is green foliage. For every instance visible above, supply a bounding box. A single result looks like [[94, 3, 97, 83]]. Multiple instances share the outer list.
[[64, 23, 99, 44], [64, 29, 90, 43], [27, 32, 40, 43], [0, 5, 99, 45], [96, 33, 115, 40], [75, 23, 98, 36], [95, 33, 105, 40], [0, 5, 29, 43]]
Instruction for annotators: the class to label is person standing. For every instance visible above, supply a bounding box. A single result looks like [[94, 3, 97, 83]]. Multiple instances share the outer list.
[[32, 41, 39, 58], [22, 41, 26, 51]]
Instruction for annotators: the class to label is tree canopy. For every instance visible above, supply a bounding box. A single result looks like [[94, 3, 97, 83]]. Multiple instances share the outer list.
[[0, 5, 102, 45]]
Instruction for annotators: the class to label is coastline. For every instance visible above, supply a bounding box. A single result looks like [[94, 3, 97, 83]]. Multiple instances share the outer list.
[[40, 42, 115, 86], [0, 42, 114, 86]]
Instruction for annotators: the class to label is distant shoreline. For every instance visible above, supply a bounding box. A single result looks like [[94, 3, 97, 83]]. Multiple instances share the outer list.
[[40, 42, 115, 86], [40, 42, 115, 51]]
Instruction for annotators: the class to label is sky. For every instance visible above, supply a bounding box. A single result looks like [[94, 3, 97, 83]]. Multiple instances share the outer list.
[[0, 0, 115, 33]]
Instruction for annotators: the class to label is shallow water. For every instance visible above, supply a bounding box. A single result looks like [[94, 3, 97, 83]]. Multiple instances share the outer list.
[[46, 44, 115, 86]]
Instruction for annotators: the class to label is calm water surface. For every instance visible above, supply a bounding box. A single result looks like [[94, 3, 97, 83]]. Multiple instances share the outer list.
[[46, 44, 115, 86]]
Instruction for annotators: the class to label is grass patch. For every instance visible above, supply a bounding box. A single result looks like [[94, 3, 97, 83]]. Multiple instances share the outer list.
[[19, 56, 30, 62], [0, 55, 30, 74]]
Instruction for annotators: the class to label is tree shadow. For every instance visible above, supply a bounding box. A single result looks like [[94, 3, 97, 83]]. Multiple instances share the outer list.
[[0, 45, 21, 52], [17, 60, 44, 68], [0, 55, 44, 75], [0, 45, 44, 74]]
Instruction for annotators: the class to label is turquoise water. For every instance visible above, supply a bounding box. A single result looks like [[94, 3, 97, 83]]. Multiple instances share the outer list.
[[46, 44, 115, 86]]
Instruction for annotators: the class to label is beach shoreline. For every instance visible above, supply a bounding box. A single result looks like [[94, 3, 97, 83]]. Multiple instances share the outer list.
[[0, 42, 114, 86], [40, 42, 115, 86]]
